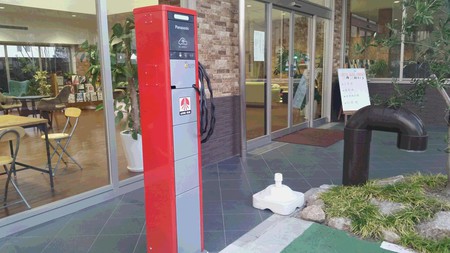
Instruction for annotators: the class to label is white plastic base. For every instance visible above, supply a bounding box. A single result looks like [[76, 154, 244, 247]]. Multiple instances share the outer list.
[[252, 173, 305, 215]]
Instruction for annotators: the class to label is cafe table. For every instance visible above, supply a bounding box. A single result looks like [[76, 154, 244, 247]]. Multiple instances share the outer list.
[[0, 115, 54, 189], [15, 95, 50, 118]]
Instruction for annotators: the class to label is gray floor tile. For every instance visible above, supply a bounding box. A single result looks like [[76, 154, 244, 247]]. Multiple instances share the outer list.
[[132, 235, 147, 253], [223, 213, 262, 231], [219, 179, 251, 190], [222, 199, 259, 214], [220, 188, 253, 201], [203, 200, 223, 214], [56, 217, 107, 236], [202, 181, 221, 201], [42, 235, 97, 253], [120, 188, 145, 205], [225, 230, 248, 245], [100, 217, 145, 235], [203, 214, 224, 231], [111, 203, 145, 218], [202, 164, 219, 181], [1, 236, 53, 253], [218, 156, 241, 165], [204, 231, 226, 253], [12, 216, 71, 237], [70, 198, 120, 221], [88, 234, 139, 253]]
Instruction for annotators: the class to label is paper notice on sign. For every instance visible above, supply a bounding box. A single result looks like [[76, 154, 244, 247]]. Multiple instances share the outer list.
[[179, 97, 191, 116], [254, 31, 265, 62], [337, 68, 371, 112]]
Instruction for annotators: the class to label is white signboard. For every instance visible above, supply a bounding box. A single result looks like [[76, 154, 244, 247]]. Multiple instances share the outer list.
[[253, 31, 265, 62], [337, 68, 371, 112]]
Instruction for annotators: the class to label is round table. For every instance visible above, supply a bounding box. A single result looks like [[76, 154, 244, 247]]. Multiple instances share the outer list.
[[14, 95, 51, 118]]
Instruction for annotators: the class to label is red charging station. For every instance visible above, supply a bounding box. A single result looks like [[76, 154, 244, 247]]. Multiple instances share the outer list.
[[134, 5, 204, 253]]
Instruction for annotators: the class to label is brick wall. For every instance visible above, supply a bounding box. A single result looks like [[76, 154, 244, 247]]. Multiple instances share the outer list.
[[196, 0, 241, 165], [332, 0, 344, 76], [196, 0, 240, 97]]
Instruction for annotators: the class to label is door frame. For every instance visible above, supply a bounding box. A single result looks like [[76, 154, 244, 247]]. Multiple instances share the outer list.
[[245, 0, 333, 151]]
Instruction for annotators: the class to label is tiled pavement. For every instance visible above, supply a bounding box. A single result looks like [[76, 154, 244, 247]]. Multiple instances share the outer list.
[[0, 124, 447, 252]]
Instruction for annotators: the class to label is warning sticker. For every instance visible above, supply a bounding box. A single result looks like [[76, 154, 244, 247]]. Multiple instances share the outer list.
[[179, 97, 191, 115]]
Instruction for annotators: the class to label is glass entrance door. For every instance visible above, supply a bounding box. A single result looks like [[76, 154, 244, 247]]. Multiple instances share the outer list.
[[271, 9, 311, 136]]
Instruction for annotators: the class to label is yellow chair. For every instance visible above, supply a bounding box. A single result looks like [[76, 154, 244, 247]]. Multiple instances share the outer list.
[[41, 107, 83, 175], [0, 126, 31, 209]]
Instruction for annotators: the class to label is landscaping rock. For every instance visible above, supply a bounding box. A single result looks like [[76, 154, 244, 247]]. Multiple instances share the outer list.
[[382, 229, 401, 243], [327, 217, 352, 232], [416, 211, 450, 240], [319, 184, 335, 190], [370, 198, 406, 216], [374, 175, 405, 186], [309, 199, 325, 209], [299, 205, 326, 223], [304, 187, 327, 205]]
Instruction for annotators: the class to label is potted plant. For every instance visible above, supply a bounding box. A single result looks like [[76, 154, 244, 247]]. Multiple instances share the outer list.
[[109, 17, 142, 172], [80, 17, 142, 172]]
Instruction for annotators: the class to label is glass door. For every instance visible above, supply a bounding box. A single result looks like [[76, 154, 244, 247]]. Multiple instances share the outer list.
[[271, 9, 311, 136]]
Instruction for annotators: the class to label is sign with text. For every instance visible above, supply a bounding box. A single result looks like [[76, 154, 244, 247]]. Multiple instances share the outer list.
[[337, 68, 371, 112]]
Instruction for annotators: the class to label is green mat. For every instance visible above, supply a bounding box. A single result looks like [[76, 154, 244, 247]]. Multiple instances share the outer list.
[[282, 223, 393, 253]]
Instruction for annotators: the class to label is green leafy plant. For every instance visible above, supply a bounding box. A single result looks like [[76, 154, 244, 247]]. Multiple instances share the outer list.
[[80, 17, 140, 140], [109, 17, 140, 140], [33, 70, 51, 95], [79, 40, 100, 92]]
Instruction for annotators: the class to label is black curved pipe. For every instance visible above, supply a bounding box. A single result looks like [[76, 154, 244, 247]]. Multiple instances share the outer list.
[[343, 105, 428, 186]]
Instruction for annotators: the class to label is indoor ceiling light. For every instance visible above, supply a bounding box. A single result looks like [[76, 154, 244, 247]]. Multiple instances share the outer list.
[[72, 14, 77, 17], [394, 1, 400, 3], [246, 4, 251, 7], [0, 6, 5, 9]]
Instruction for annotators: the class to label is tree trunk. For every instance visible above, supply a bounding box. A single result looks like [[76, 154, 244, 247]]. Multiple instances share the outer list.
[[437, 87, 450, 190], [128, 76, 140, 133]]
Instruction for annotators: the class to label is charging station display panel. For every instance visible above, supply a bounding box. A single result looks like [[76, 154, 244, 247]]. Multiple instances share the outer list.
[[168, 12, 195, 56]]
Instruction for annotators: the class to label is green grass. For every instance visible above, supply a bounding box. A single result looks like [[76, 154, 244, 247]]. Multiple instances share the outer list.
[[320, 173, 450, 253]]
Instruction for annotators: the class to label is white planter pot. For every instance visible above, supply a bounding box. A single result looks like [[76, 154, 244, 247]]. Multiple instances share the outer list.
[[120, 131, 143, 173]]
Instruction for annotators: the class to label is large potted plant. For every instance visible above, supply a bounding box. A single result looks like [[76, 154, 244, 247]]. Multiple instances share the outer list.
[[80, 17, 142, 172], [109, 17, 142, 172]]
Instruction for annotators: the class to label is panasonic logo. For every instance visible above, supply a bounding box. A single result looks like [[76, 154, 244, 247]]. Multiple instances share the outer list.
[[175, 25, 189, 30]]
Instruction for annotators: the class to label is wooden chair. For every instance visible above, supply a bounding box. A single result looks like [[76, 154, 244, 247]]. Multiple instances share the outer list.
[[0, 126, 31, 209]]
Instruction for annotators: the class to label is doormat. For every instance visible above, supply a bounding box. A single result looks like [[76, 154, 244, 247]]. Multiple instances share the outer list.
[[281, 223, 392, 253], [274, 128, 343, 147]]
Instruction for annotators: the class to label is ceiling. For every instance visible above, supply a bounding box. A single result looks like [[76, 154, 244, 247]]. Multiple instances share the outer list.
[[0, 0, 158, 15]]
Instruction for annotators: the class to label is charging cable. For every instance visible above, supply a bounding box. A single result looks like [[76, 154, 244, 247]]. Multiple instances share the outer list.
[[195, 62, 216, 143]]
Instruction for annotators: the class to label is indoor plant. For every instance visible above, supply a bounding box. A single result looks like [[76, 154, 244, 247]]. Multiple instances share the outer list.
[[80, 17, 142, 172], [109, 17, 142, 172]]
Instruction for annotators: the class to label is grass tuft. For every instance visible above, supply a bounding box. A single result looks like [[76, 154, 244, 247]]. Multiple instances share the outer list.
[[320, 173, 450, 253]]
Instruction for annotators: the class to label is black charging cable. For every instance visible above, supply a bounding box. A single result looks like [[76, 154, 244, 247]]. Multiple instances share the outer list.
[[194, 62, 215, 143]]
